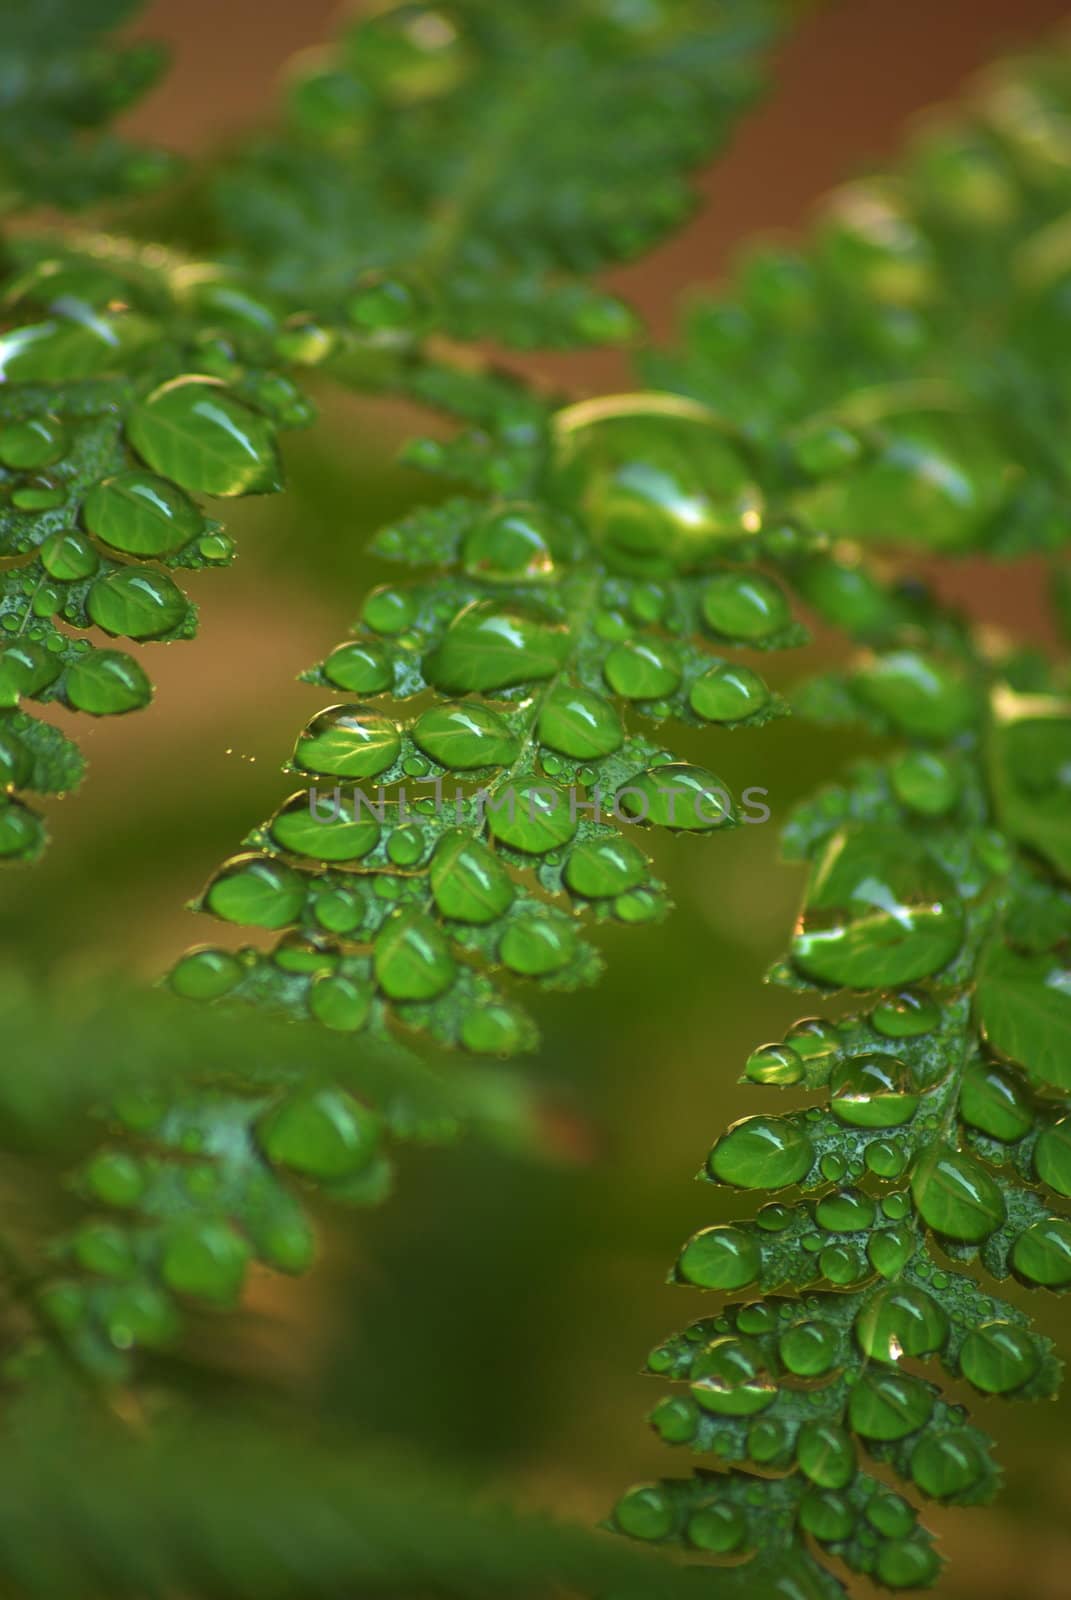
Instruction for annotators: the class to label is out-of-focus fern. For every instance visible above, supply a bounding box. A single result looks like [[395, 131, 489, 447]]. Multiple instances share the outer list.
[[606, 43, 1071, 1599]]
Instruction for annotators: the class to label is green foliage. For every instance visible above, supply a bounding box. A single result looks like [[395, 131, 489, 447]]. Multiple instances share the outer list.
[[605, 44, 1071, 1599]]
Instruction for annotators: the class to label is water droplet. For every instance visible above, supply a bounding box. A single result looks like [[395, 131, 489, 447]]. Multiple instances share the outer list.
[[425, 599, 568, 692], [82, 471, 202, 556], [784, 1016, 840, 1060], [161, 1219, 251, 1304], [127, 377, 280, 496], [170, 947, 243, 1000], [550, 392, 762, 576], [0, 415, 66, 470], [690, 1335, 777, 1415], [387, 823, 425, 866], [485, 780, 576, 854], [687, 1501, 746, 1552], [460, 1002, 528, 1055], [830, 1054, 919, 1127], [791, 825, 965, 988], [909, 1430, 986, 1499], [960, 1320, 1040, 1393], [412, 702, 517, 768], [430, 832, 514, 923], [868, 1225, 915, 1277], [779, 1319, 840, 1376], [309, 974, 372, 1031], [911, 1144, 1005, 1241], [537, 683, 623, 758], [346, 270, 430, 334], [1011, 1216, 1071, 1285], [876, 1539, 941, 1589], [799, 1489, 855, 1543], [564, 836, 646, 898], [292, 705, 400, 778], [1035, 1118, 1071, 1195], [87, 567, 188, 639], [865, 1141, 908, 1179], [613, 1484, 674, 1541], [745, 1042, 804, 1085], [891, 749, 961, 816], [205, 854, 306, 927], [690, 662, 770, 722], [500, 917, 576, 976], [796, 1421, 856, 1488], [854, 651, 977, 738], [39, 528, 99, 581], [85, 1149, 145, 1207], [0, 641, 61, 705], [816, 1187, 876, 1231], [959, 1062, 1032, 1141], [650, 1394, 698, 1443], [701, 570, 791, 642], [819, 1242, 866, 1284], [677, 1225, 760, 1289], [708, 1115, 814, 1189], [65, 650, 151, 714], [0, 730, 31, 789], [604, 638, 681, 699], [747, 1417, 789, 1464], [820, 1152, 847, 1182], [259, 1086, 380, 1178], [323, 640, 393, 694], [865, 1493, 916, 1538], [849, 1370, 933, 1440], [616, 762, 733, 830], [374, 909, 456, 999], [462, 504, 557, 582], [870, 989, 940, 1038], [856, 1285, 948, 1362], [270, 790, 380, 861], [791, 421, 864, 478]]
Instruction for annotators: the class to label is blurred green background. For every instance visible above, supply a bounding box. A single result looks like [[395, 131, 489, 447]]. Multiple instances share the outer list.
[[5, 3, 1071, 1596]]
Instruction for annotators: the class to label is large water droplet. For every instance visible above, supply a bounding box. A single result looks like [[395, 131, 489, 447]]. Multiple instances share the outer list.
[[690, 662, 770, 722], [82, 471, 202, 556], [424, 600, 569, 692], [0, 415, 66, 470], [870, 988, 940, 1038], [65, 650, 151, 715], [701, 570, 792, 642], [500, 917, 577, 976], [854, 651, 977, 738], [205, 854, 306, 927], [849, 1370, 933, 1440], [270, 790, 380, 861], [796, 1422, 856, 1488], [538, 683, 623, 758], [127, 376, 281, 497], [604, 638, 681, 699], [429, 832, 514, 923], [373, 909, 456, 999], [564, 836, 646, 898], [39, 529, 98, 581], [412, 702, 517, 768], [1035, 1118, 1071, 1196], [909, 1430, 987, 1500], [959, 1061, 1032, 1141], [677, 1225, 760, 1289], [708, 1115, 814, 1189], [791, 825, 965, 988], [87, 568, 188, 640], [462, 504, 557, 582], [616, 762, 734, 830], [485, 780, 576, 854], [690, 1335, 776, 1415], [323, 641, 394, 694], [911, 1143, 1006, 1241], [161, 1219, 251, 1304], [292, 705, 400, 779], [1011, 1216, 1071, 1285], [855, 1285, 949, 1362], [959, 1320, 1041, 1393], [830, 1053, 920, 1128]]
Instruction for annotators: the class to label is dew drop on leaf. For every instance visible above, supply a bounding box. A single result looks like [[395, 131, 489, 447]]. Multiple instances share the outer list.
[[1011, 1216, 1071, 1285], [603, 637, 681, 698], [64, 650, 152, 715], [849, 1370, 934, 1440], [292, 705, 400, 779], [462, 504, 557, 582], [911, 1143, 1006, 1241], [127, 376, 281, 497], [796, 1421, 856, 1488], [39, 529, 99, 581], [429, 832, 514, 923], [616, 762, 734, 830], [744, 1042, 804, 1085], [677, 1225, 760, 1289], [322, 640, 394, 694], [830, 1054, 920, 1128], [269, 790, 380, 861], [424, 599, 569, 691], [959, 1320, 1041, 1393], [855, 1284, 949, 1362], [86, 568, 189, 640], [500, 917, 576, 976], [689, 1335, 777, 1415], [700, 570, 791, 643], [870, 988, 940, 1038], [412, 702, 517, 768], [564, 836, 646, 898], [205, 854, 306, 927], [537, 683, 623, 758], [689, 662, 770, 722], [373, 908, 456, 999], [169, 947, 243, 1000], [707, 1114, 815, 1189], [82, 471, 202, 556]]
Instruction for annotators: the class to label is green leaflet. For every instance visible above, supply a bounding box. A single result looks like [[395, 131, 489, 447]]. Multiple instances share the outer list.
[[169, 389, 800, 1057]]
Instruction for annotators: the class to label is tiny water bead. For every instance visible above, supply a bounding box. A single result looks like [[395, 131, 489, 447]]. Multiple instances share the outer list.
[[205, 855, 306, 928], [127, 376, 281, 497], [616, 763, 733, 830], [64, 650, 152, 714], [958, 1062, 1033, 1141], [745, 1043, 804, 1086], [485, 780, 576, 853], [707, 1115, 815, 1189], [603, 638, 681, 699], [796, 1422, 856, 1489], [830, 1054, 920, 1128], [849, 1371, 934, 1441], [462, 504, 557, 582], [537, 683, 623, 758], [870, 989, 940, 1039], [677, 1225, 760, 1290], [564, 837, 646, 898], [798, 1490, 855, 1544], [323, 640, 393, 694], [779, 1319, 840, 1377], [911, 1145, 1006, 1242], [1036, 1119, 1071, 1195], [909, 1430, 988, 1501], [689, 1336, 776, 1415], [459, 1002, 528, 1055], [1011, 1216, 1071, 1286], [169, 947, 243, 1001], [686, 1501, 747, 1554], [161, 1219, 251, 1304], [855, 1285, 949, 1362], [0, 415, 66, 469], [791, 825, 965, 988], [701, 570, 792, 643], [87, 567, 188, 640], [853, 651, 977, 740], [258, 1087, 379, 1179], [613, 1485, 674, 1541], [960, 1320, 1041, 1393], [39, 528, 99, 581], [412, 702, 517, 768], [373, 909, 456, 1000], [430, 833, 514, 923], [550, 392, 762, 576], [362, 586, 416, 635], [292, 705, 400, 779], [269, 791, 380, 862], [690, 662, 770, 722], [82, 471, 202, 557], [424, 599, 569, 692], [816, 1187, 876, 1232], [891, 749, 961, 816]]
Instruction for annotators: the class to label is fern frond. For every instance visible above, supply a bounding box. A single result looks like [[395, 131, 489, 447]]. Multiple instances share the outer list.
[[0, 0, 174, 212], [212, 0, 779, 350]]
